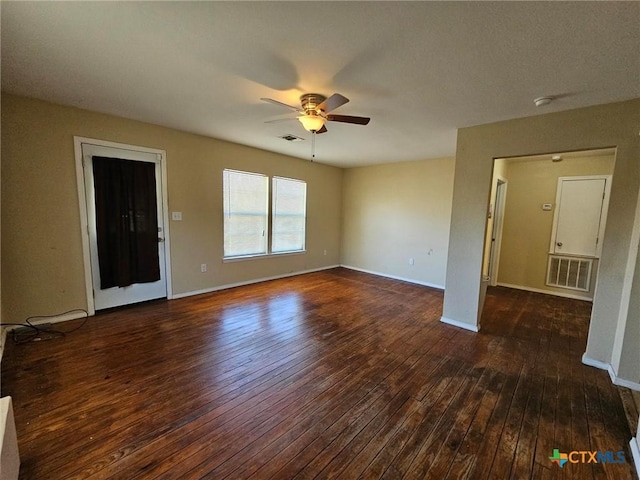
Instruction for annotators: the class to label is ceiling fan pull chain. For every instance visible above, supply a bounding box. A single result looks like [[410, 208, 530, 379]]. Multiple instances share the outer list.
[[311, 131, 316, 162]]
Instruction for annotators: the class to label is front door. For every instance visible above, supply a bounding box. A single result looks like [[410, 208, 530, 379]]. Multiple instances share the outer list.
[[82, 143, 167, 310]]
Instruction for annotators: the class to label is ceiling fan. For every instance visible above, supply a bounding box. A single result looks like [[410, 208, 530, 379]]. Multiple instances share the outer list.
[[261, 93, 370, 134]]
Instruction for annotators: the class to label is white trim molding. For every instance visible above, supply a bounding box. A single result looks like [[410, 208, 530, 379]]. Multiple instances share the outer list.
[[488, 176, 508, 287], [2, 311, 88, 331], [581, 353, 640, 391], [440, 316, 480, 333], [172, 265, 340, 300], [581, 353, 610, 371], [497, 282, 593, 302], [1, 310, 88, 363], [340, 265, 444, 291], [74, 136, 173, 314]]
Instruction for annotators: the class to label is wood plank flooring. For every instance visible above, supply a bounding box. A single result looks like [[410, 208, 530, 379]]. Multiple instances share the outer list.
[[1, 268, 637, 479]]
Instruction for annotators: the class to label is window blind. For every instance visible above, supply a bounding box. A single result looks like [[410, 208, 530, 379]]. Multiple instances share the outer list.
[[272, 176, 307, 253], [223, 169, 268, 257]]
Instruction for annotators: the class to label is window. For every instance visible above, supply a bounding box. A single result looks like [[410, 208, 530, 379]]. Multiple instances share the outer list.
[[223, 170, 268, 257], [272, 177, 307, 253], [223, 170, 306, 258]]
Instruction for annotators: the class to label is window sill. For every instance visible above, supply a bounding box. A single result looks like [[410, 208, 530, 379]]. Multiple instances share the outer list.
[[223, 250, 306, 263]]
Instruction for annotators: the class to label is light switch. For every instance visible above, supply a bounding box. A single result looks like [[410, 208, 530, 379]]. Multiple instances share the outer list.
[[542, 204, 552, 211], [172, 211, 182, 221]]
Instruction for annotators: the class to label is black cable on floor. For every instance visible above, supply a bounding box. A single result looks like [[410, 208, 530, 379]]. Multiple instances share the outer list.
[[1, 308, 90, 344]]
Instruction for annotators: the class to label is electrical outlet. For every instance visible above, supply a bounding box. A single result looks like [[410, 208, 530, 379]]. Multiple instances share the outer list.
[[323, 249, 327, 256], [172, 211, 182, 221], [409, 258, 415, 266], [200, 264, 207, 273]]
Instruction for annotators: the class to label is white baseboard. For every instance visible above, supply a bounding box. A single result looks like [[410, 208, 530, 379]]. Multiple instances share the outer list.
[[582, 354, 640, 391], [610, 373, 640, 391], [497, 282, 592, 302], [631, 435, 640, 480], [581, 353, 610, 371], [340, 265, 444, 290], [440, 316, 479, 332], [171, 265, 340, 300], [582, 351, 640, 478], [2, 310, 89, 331], [1, 310, 88, 364]]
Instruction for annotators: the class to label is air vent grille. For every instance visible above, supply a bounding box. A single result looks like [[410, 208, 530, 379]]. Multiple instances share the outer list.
[[546, 255, 592, 291], [279, 134, 304, 142]]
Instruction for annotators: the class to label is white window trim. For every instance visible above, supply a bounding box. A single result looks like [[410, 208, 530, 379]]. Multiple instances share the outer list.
[[222, 250, 306, 263], [222, 170, 307, 260], [271, 175, 307, 254], [223, 169, 269, 258]]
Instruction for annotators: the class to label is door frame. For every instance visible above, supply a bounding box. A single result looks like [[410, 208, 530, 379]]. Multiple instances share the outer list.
[[549, 175, 612, 258], [74, 136, 173, 315], [488, 177, 507, 286]]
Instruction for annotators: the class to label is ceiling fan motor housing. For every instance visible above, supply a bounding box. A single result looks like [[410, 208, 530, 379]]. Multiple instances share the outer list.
[[301, 94, 327, 115]]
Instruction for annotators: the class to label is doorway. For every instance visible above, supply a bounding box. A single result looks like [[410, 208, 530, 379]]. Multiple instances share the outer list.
[[482, 148, 615, 302], [74, 137, 172, 314]]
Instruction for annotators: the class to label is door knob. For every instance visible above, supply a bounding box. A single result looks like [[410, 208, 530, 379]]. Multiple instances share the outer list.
[[556, 242, 563, 247]]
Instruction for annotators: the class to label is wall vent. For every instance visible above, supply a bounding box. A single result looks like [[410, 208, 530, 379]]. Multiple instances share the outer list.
[[279, 134, 304, 142], [546, 255, 592, 292]]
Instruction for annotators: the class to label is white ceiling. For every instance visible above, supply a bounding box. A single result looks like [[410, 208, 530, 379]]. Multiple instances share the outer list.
[[2, 2, 639, 168]]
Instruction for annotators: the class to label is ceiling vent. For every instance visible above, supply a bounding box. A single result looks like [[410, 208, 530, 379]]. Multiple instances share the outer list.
[[279, 134, 304, 142]]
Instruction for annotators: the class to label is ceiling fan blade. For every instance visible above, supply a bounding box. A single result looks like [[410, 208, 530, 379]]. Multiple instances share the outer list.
[[260, 97, 302, 112], [318, 93, 349, 113], [327, 114, 370, 125], [316, 125, 328, 134]]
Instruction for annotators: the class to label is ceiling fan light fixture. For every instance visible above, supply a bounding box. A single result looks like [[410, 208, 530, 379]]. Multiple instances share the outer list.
[[298, 114, 326, 132]]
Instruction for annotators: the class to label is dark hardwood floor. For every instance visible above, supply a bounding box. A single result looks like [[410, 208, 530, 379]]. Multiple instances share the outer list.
[[1, 268, 637, 479]]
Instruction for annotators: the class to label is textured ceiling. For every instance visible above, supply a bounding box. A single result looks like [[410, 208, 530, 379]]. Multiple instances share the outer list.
[[2, 1, 639, 167]]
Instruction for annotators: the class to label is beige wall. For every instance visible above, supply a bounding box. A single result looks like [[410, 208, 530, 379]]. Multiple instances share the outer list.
[[443, 99, 640, 387], [619, 236, 640, 383], [1, 94, 343, 324], [630, 212, 640, 454], [497, 154, 614, 300], [614, 186, 640, 385], [341, 157, 454, 288]]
